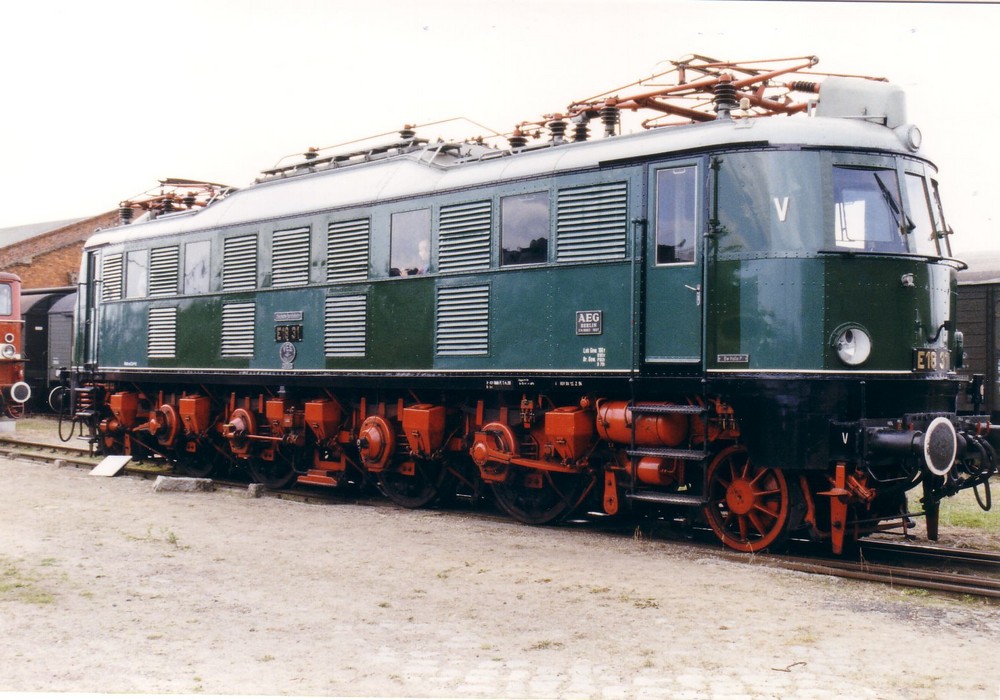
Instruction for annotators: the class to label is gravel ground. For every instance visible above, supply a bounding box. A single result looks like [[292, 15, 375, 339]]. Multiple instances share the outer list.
[[1, 419, 999, 698]]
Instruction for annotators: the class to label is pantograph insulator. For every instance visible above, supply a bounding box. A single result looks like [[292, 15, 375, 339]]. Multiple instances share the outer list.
[[600, 104, 619, 137], [713, 79, 739, 117], [547, 119, 567, 143], [787, 80, 821, 94], [508, 131, 528, 149]]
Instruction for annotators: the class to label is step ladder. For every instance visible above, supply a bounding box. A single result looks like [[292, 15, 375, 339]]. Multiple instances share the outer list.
[[625, 402, 711, 508]]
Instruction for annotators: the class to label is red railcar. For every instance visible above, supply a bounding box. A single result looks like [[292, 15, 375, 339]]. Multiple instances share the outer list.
[[0, 272, 31, 417]]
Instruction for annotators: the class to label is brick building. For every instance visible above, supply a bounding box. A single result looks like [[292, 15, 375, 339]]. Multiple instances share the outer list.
[[0, 211, 121, 289]]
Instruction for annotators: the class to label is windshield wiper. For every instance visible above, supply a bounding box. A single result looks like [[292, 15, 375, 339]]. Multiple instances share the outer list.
[[873, 172, 915, 234]]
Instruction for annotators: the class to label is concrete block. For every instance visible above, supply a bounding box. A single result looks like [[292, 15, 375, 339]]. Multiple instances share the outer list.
[[152, 476, 215, 493]]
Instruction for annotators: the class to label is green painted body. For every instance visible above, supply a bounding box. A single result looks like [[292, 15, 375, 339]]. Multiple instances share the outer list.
[[86, 147, 959, 382]]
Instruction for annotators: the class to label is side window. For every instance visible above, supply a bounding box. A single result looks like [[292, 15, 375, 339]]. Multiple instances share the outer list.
[[501, 192, 549, 265], [184, 240, 212, 294], [655, 167, 697, 264], [125, 249, 148, 298], [390, 208, 431, 277], [832, 166, 906, 253], [0, 284, 10, 316], [903, 173, 938, 256]]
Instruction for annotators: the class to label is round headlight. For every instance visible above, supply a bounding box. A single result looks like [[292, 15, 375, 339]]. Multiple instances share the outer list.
[[3, 333, 13, 343], [834, 327, 872, 366], [0, 344, 15, 359]]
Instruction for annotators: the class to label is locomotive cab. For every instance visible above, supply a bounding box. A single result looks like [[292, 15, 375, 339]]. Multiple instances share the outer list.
[[0, 272, 31, 416]]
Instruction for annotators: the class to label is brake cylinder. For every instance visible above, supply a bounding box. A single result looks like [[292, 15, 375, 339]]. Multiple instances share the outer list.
[[596, 401, 688, 447]]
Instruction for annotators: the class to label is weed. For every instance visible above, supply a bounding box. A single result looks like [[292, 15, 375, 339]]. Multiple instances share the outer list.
[[527, 640, 565, 651], [0, 557, 56, 605]]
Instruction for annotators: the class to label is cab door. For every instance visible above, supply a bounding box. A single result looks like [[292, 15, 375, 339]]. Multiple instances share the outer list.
[[80, 251, 100, 367], [644, 161, 704, 363]]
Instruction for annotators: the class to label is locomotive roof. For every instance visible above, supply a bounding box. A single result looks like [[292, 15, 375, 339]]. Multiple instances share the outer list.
[[84, 112, 926, 250]]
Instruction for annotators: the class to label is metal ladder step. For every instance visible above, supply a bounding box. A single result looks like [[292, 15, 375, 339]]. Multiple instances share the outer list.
[[626, 447, 709, 461], [631, 403, 706, 415], [626, 491, 706, 507]]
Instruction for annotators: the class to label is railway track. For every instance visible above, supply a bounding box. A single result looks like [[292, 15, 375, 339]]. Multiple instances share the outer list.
[[768, 548, 1000, 600], [3, 432, 998, 600]]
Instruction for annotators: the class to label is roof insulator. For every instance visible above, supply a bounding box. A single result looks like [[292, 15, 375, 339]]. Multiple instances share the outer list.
[[713, 75, 739, 119], [600, 102, 619, 137], [547, 118, 567, 144], [508, 129, 528, 149]]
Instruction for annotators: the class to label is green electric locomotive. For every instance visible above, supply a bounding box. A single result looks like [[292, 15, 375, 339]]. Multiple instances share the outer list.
[[64, 56, 997, 553]]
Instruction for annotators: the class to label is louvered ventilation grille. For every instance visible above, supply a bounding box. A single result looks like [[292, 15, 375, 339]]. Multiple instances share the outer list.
[[147, 307, 177, 358], [327, 219, 370, 283], [324, 295, 366, 357], [436, 285, 489, 356], [221, 302, 255, 357], [438, 201, 491, 272], [555, 182, 628, 262], [101, 252, 123, 301], [272, 227, 310, 287], [222, 235, 258, 291], [148, 246, 179, 297]]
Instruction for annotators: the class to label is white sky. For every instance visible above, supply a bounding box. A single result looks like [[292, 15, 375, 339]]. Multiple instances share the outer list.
[[1, 0, 997, 255]]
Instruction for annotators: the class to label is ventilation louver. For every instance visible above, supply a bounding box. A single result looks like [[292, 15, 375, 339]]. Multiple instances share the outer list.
[[148, 246, 179, 297], [324, 295, 367, 357], [101, 252, 123, 302], [222, 235, 258, 291], [221, 302, 255, 357], [555, 182, 628, 262], [147, 307, 177, 358], [327, 219, 370, 283], [436, 285, 489, 356], [272, 227, 310, 287], [438, 200, 491, 272]]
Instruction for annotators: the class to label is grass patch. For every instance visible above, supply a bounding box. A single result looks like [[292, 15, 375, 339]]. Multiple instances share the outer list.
[[937, 488, 999, 532], [0, 557, 56, 605]]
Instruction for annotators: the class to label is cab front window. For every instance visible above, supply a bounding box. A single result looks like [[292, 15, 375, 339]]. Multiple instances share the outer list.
[[833, 166, 907, 253]]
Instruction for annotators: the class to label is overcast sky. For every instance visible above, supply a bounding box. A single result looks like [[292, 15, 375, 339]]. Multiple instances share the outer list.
[[1, 0, 996, 255]]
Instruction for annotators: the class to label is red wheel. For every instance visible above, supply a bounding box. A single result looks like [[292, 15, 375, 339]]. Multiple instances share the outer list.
[[703, 446, 793, 552]]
